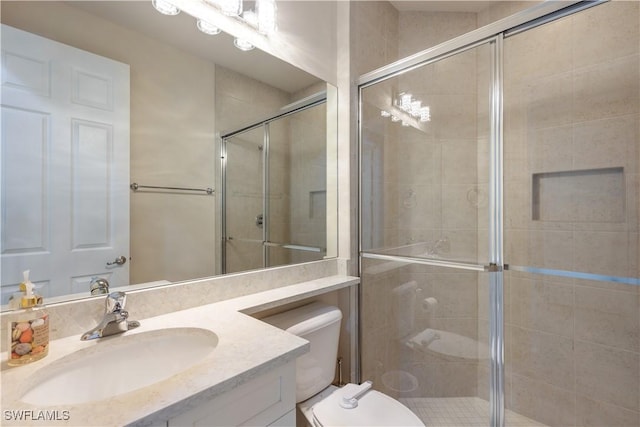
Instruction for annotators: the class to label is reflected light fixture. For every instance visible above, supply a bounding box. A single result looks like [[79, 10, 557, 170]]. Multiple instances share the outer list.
[[233, 38, 255, 51], [396, 92, 431, 122], [197, 19, 221, 35], [152, 0, 180, 15]]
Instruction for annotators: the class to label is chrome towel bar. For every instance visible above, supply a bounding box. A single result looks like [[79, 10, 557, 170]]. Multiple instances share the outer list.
[[130, 183, 214, 195]]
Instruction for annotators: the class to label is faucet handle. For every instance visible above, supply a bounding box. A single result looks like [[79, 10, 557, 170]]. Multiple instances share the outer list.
[[105, 291, 127, 313]]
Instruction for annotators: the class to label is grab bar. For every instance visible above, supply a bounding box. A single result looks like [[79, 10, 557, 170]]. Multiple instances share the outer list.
[[130, 183, 214, 195]]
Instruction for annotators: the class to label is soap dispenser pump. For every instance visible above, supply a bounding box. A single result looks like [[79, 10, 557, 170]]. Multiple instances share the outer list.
[[8, 270, 49, 366]]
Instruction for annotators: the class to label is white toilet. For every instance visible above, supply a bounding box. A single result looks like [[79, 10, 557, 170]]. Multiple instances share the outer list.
[[263, 302, 425, 427]]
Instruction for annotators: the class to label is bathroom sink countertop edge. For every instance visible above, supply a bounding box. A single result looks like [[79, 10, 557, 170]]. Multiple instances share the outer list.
[[0, 275, 358, 427]]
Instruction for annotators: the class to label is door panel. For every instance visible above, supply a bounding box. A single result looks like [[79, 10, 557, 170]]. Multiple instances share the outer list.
[[1, 25, 130, 301]]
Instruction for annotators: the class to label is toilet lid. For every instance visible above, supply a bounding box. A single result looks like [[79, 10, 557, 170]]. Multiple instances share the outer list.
[[312, 386, 424, 426]]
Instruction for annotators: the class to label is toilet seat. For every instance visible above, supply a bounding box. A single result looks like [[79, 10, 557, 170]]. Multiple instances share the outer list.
[[310, 384, 424, 426]]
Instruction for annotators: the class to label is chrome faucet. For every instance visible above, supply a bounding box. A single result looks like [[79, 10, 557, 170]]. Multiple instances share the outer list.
[[81, 291, 140, 340]]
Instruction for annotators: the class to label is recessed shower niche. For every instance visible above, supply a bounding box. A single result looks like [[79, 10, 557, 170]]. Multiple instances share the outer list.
[[532, 167, 625, 222]]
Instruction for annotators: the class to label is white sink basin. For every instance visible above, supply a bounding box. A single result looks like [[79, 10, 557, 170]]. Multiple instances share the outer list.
[[21, 327, 218, 406]]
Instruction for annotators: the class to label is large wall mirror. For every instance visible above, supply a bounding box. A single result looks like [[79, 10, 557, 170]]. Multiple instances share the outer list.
[[0, 1, 338, 310]]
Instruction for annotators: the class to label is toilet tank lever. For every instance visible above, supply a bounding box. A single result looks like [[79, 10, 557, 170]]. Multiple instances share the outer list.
[[340, 380, 373, 409]]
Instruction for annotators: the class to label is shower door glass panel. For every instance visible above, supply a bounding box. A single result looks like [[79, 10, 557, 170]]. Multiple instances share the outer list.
[[224, 126, 265, 274], [360, 44, 492, 265], [503, 2, 640, 426], [361, 258, 492, 425], [360, 41, 494, 426]]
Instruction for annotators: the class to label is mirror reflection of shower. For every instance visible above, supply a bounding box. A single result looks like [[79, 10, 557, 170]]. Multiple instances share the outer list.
[[221, 92, 328, 274]]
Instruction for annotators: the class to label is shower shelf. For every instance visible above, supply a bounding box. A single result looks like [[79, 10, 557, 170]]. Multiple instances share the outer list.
[[531, 167, 624, 222]]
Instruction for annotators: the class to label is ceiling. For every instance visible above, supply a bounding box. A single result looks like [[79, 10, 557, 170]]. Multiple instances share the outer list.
[[67, 1, 319, 94]]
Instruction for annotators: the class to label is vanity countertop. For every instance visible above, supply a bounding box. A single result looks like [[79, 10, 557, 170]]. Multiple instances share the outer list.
[[1, 275, 359, 426]]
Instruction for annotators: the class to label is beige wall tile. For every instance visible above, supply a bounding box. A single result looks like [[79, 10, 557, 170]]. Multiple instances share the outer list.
[[573, 55, 640, 123], [572, 1, 640, 69], [573, 231, 630, 276], [576, 396, 640, 427], [511, 374, 576, 427], [575, 340, 639, 412], [527, 124, 573, 173], [511, 326, 575, 389], [510, 275, 574, 337], [575, 285, 639, 352], [525, 72, 574, 129], [572, 114, 639, 173]]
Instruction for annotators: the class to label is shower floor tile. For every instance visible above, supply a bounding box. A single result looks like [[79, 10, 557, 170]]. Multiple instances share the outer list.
[[400, 397, 548, 427]]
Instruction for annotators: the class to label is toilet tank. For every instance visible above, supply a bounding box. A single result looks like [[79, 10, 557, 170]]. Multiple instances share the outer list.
[[262, 302, 342, 403]]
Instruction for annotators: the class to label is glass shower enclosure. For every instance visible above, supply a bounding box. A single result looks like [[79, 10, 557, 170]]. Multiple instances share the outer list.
[[221, 93, 328, 274], [359, 1, 639, 426]]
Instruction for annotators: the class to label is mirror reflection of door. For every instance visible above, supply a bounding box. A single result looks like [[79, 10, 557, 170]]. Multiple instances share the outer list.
[[1, 25, 130, 301]]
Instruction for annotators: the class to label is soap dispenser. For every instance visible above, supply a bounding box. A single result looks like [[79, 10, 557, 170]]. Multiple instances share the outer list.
[[8, 270, 49, 366]]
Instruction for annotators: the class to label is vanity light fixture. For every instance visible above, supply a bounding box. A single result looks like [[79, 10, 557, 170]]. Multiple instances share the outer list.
[[197, 19, 222, 35], [234, 38, 255, 51], [152, 0, 180, 15], [152, 0, 277, 52]]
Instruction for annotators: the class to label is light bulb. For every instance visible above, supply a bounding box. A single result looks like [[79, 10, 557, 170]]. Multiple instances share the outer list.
[[152, 0, 180, 15], [399, 93, 412, 111], [380, 110, 391, 117], [197, 19, 221, 35], [219, 0, 242, 16], [419, 106, 431, 122], [391, 116, 400, 122], [256, 0, 277, 35], [243, 10, 259, 28], [410, 100, 422, 117], [234, 38, 255, 51]]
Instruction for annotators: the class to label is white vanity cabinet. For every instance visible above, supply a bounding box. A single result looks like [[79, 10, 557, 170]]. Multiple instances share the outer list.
[[167, 361, 296, 427]]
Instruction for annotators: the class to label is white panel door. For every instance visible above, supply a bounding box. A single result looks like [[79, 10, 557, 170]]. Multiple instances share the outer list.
[[1, 24, 130, 301]]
